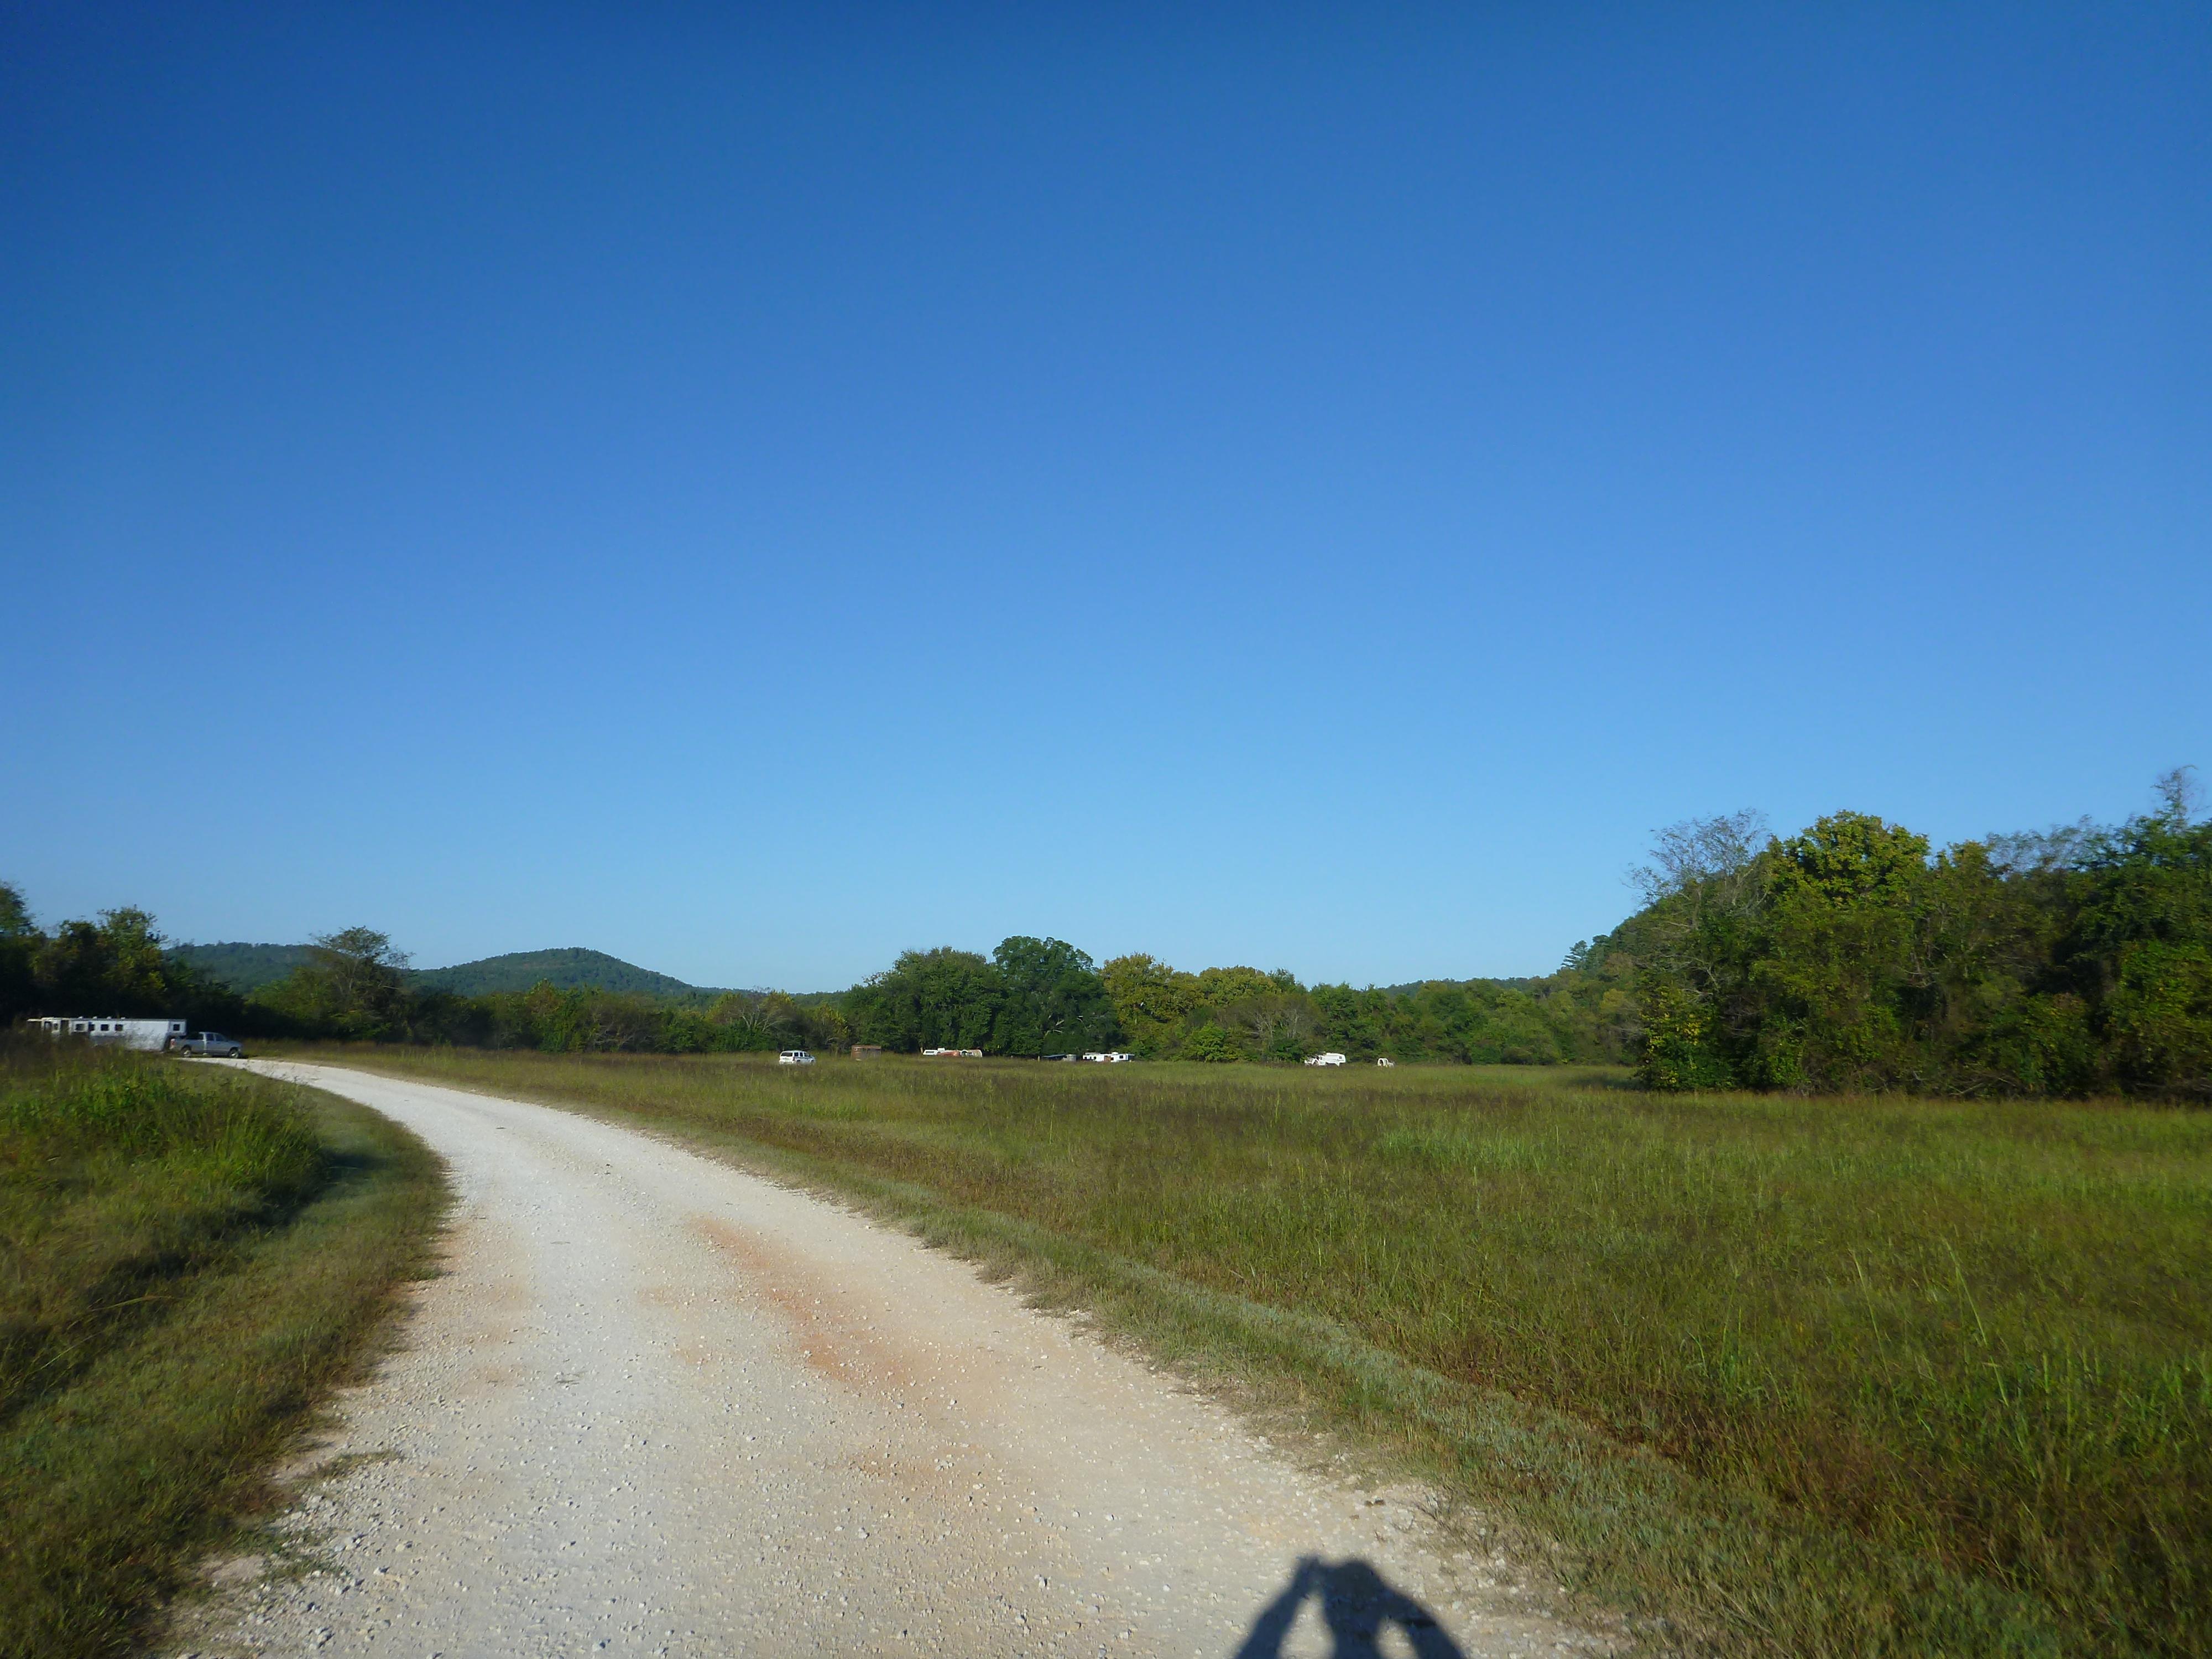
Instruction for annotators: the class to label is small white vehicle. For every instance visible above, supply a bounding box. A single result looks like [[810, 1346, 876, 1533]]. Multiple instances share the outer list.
[[1080, 1051, 1134, 1063], [174, 1031, 245, 1058], [1302, 1051, 1348, 1067], [777, 1050, 814, 1066], [1375, 1056, 1396, 1067]]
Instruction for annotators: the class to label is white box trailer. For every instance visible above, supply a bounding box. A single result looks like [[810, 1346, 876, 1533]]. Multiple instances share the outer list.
[[31, 1016, 187, 1052]]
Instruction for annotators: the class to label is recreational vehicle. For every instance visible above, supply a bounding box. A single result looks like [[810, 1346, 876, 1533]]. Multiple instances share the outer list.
[[30, 1016, 186, 1052]]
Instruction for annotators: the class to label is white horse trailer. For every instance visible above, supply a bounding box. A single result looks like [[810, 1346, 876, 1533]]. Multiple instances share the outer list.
[[30, 1016, 187, 1051]]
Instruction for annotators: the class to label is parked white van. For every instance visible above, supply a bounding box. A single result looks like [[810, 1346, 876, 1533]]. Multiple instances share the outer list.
[[1303, 1051, 1348, 1067], [777, 1050, 814, 1066]]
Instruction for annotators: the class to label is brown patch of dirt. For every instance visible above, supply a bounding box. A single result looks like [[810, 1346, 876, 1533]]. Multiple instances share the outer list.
[[691, 1215, 917, 1394]]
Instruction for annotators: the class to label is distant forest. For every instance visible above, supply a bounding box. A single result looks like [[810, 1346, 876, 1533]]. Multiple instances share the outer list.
[[4, 769, 2204, 1097], [170, 942, 721, 1000]]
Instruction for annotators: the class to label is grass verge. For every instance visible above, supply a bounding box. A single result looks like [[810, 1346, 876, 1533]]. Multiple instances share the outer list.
[[0, 1044, 445, 1659], [281, 1045, 2210, 1658]]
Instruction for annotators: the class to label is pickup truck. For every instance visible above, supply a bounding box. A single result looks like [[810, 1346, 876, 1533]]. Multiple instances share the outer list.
[[171, 1031, 245, 1058]]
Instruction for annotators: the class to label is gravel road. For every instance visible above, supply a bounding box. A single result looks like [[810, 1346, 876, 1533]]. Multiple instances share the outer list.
[[166, 1062, 1608, 1659]]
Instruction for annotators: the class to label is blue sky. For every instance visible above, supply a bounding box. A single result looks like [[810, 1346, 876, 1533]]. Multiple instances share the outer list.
[[3, 3, 2206, 990]]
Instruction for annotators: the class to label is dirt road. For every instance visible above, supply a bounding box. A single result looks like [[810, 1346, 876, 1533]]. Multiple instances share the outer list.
[[169, 1063, 1605, 1658]]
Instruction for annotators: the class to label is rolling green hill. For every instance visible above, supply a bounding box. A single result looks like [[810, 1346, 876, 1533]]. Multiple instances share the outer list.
[[406, 948, 717, 999], [172, 942, 728, 1001], [167, 942, 317, 994]]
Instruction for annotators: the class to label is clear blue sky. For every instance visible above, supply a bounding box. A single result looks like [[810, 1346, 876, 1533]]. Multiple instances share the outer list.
[[4, 3, 2206, 990]]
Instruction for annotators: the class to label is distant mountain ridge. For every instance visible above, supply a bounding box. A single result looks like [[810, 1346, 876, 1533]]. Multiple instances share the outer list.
[[169, 942, 732, 1000], [410, 948, 720, 999], [166, 942, 319, 994]]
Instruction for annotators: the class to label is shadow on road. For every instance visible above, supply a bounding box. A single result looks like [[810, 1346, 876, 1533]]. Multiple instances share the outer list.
[[1234, 1556, 1467, 1658]]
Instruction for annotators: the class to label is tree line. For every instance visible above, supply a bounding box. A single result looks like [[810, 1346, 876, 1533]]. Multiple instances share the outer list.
[[1620, 771, 2210, 1098], [0, 890, 249, 1036], [4, 768, 2202, 1095], [826, 941, 1635, 1063], [0, 908, 853, 1056], [0, 898, 1626, 1068]]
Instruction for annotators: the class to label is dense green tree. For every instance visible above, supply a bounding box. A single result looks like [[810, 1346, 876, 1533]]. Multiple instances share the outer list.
[[843, 947, 1002, 1052], [704, 991, 791, 1051], [518, 982, 664, 1051], [255, 927, 417, 1040], [1099, 954, 1199, 1055], [1308, 984, 1390, 1058], [0, 882, 37, 1027], [0, 890, 252, 1033], [1194, 965, 1291, 1006], [1624, 775, 2210, 1097], [2053, 778, 2212, 1098], [989, 936, 1117, 1057], [1181, 1022, 1244, 1062], [34, 907, 217, 1019]]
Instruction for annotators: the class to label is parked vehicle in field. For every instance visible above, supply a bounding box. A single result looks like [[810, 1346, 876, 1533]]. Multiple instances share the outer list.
[[173, 1031, 245, 1058], [29, 1016, 188, 1051], [922, 1048, 985, 1057], [1042, 1053, 1077, 1062], [777, 1050, 815, 1065], [1375, 1056, 1396, 1067], [1302, 1051, 1348, 1067], [1080, 1051, 1134, 1063]]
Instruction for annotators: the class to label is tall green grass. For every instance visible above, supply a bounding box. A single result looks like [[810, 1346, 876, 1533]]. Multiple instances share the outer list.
[[304, 1046, 2212, 1657], [0, 1044, 444, 1659]]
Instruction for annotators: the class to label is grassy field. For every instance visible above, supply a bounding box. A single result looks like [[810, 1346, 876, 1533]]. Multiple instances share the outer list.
[[290, 1045, 2209, 1658], [0, 1044, 444, 1659]]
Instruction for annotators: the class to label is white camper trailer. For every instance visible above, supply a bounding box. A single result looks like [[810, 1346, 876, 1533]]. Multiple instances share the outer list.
[[32, 1016, 187, 1052]]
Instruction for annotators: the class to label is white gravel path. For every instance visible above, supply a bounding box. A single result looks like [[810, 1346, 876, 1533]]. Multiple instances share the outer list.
[[163, 1062, 1610, 1659]]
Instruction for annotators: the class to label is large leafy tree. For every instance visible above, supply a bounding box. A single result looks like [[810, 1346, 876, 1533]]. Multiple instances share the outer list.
[[1099, 954, 1198, 1055], [0, 882, 36, 1026], [706, 991, 794, 1051], [35, 907, 191, 1016], [844, 947, 1003, 1052], [1623, 811, 1772, 1087], [256, 927, 417, 1040], [0, 884, 33, 938], [990, 936, 1117, 1057], [1747, 812, 1933, 1089], [2055, 774, 2212, 1098]]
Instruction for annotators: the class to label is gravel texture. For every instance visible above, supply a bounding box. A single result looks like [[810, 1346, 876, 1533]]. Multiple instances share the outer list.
[[161, 1062, 1611, 1659]]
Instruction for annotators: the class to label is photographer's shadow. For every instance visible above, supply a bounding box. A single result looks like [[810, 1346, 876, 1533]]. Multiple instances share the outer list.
[[1234, 1556, 1466, 1658]]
